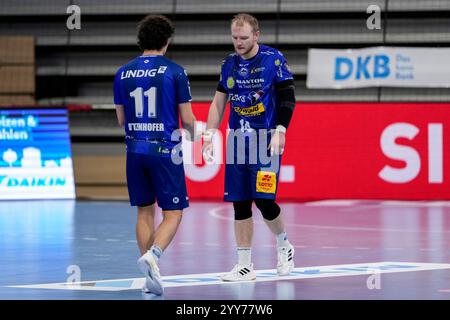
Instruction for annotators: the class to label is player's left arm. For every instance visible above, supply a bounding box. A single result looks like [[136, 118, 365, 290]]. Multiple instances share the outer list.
[[113, 67, 125, 128], [269, 79, 296, 156], [179, 102, 198, 141], [115, 104, 125, 127], [176, 68, 198, 141]]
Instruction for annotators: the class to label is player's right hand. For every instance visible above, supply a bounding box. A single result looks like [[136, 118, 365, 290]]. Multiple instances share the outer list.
[[202, 138, 215, 164]]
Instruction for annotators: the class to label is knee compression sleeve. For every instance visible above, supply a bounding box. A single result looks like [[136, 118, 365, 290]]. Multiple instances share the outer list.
[[233, 200, 253, 220], [254, 199, 280, 221]]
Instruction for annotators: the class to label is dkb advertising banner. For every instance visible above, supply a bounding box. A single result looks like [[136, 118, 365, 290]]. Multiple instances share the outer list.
[[307, 47, 450, 88]]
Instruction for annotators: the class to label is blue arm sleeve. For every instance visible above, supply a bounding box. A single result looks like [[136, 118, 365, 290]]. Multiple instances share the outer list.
[[113, 69, 124, 105], [273, 52, 294, 84], [175, 69, 192, 104]]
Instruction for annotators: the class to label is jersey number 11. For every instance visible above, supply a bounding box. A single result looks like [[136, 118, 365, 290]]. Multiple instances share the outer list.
[[129, 87, 157, 118]]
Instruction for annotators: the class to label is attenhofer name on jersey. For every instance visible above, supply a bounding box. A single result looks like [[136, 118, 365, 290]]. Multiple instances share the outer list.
[[121, 66, 167, 80], [236, 78, 264, 89], [128, 123, 164, 131]]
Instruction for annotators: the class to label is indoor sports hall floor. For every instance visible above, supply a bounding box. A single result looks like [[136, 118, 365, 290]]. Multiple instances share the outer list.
[[1, 200, 449, 300]]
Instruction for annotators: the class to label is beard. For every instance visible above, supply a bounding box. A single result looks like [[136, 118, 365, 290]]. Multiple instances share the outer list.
[[236, 42, 255, 57]]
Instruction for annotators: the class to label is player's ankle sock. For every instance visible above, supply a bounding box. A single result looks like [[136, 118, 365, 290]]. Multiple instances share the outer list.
[[276, 231, 290, 248], [150, 245, 162, 262], [237, 247, 252, 266]]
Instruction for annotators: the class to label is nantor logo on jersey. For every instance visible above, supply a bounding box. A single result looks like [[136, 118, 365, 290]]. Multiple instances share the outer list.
[[236, 79, 264, 85], [121, 66, 167, 80], [236, 79, 265, 89], [233, 103, 265, 117]]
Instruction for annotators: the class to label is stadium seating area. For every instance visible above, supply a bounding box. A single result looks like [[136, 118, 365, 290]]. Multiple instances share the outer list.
[[1, 0, 450, 111], [0, 36, 35, 105]]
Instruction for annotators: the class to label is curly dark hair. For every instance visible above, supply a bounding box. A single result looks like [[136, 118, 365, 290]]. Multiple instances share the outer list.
[[137, 15, 174, 51]]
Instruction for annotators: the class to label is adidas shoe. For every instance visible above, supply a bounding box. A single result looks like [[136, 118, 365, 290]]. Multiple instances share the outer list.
[[137, 251, 164, 295], [220, 263, 256, 282], [277, 244, 295, 276]]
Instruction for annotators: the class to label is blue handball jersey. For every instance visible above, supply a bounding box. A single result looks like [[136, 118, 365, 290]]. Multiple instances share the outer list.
[[219, 45, 293, 131], [113, 55, 192, 148]]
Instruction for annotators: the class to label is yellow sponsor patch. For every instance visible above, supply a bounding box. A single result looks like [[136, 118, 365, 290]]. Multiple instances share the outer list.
[[256, 171, 277, 194], [226, 77, 235, 89], [233, 103, 265, 116]]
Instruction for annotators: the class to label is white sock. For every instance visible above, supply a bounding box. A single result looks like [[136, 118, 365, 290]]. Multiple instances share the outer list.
[[150, 245, 162, 263], [276, 231, 290, 248], [237, 247, 252, 266]]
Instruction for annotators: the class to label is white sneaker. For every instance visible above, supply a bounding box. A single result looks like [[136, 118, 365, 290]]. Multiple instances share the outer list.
[[137, 252, 164, 295], [220, 263, 256, 282], [277, 244, 295, 276]]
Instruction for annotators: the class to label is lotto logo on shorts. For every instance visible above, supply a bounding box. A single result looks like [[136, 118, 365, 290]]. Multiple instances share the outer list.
[[256, 171, 276, 194]]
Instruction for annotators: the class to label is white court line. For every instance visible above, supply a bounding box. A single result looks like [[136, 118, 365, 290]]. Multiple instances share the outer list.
[[208, 206, 450, 234], [8, 262, 450, 292], [304, 200, 450, 207], [304, 200, 361, 206], [380, 201, 450, 207]]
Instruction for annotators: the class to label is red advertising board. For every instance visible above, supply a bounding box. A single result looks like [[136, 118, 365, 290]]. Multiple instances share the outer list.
[[185, 102, 450, 200]]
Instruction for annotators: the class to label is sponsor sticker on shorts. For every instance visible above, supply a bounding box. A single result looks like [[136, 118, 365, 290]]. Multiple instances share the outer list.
[[256, 171, 276, 194]]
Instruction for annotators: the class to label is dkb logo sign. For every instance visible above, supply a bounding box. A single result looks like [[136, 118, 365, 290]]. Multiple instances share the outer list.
[[334, 54, 390, 80]]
